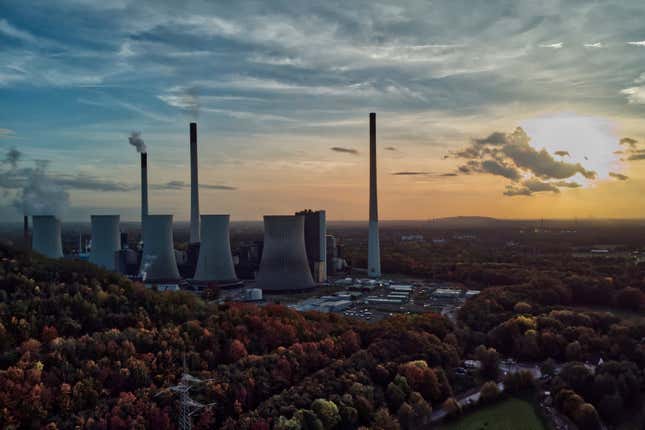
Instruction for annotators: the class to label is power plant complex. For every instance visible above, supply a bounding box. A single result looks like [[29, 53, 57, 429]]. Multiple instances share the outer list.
[[23, 113, 382, 292]]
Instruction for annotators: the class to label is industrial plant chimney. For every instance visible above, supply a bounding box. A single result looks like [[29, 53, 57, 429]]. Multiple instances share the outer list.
[[368, 112, 381, 277], [139, 215, 181, 282], [89, 215, 121, 270], [189, 122, 200, 243], [193, 215, 237, 283], [31, 215, 63, 258], [256, 215, 315, 292], [141, 152, 149, 225], [23, 215, 29, 249]]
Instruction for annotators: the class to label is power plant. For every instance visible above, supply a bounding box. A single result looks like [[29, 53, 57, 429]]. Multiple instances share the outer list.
[[368, 112, 382, 278], [256, 215, 315, 292], [21, 114, 379, 288], [193, 215, 238, 284], [89, 215, 121, 270], [295, 209, 327, 282], [139, 214, 181, 282], [31, 215, 63, 259]]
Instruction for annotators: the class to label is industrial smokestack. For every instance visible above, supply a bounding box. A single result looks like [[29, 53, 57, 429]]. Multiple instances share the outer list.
[[23, 215, 29, 248], [141, 153, 148, 224], [256, 215, 315, 292], [89, 215, 121, 270], [31, 215, 63, 258], [193, 215, 237, 283], [139, 215, 181, 282], [189, 122, 200, 243], [368, 112, 381, 277]]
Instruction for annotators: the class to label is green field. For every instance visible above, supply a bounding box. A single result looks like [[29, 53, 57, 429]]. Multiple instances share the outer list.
[[436, 397, 546, 430]]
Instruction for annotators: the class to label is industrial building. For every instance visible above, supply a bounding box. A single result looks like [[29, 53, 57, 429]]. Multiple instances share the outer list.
[[295, 209, 327, 282], [31, 215, 63, 259], [256, 215, 315, 292], [139, 215, 181, 283], [89, 215, 121, 270], [193, 215, 238, 284]]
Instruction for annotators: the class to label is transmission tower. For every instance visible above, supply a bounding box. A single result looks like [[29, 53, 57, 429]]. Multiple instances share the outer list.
[[156, 355, 216, 430]]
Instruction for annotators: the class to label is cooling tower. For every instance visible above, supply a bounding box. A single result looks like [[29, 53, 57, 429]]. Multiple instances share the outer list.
[[368, 112, 382, 277], [256, 215, 315, 292], [141, 152, 149, 224], [89, 215, 121, 270], [31, 215, 63, 258], [189, 122, 200, 243], [193, 215, 237, 283], [139, 214, 181, 282]]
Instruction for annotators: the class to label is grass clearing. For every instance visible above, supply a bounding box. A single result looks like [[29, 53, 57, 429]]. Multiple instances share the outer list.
[[436, 397, 546, 430]]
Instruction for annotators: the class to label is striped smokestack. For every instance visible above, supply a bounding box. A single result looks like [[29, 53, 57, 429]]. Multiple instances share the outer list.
[[367, 112, 381, 277], [189, 122, 200, 243]]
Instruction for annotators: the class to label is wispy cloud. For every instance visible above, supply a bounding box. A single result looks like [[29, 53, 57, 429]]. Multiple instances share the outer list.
[[583, 42, 604, 48], [0, 19, 37, 43], [539, 42, 563, 49], [392, 171, 429, 176], [151, 180, 236, 190], [330, 147, 359, 155], [627, 41, 645, 47], [0, 128, 15, 138], [609, 172, 629, 181]]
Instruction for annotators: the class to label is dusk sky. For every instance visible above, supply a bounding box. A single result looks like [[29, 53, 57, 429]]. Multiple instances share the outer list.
[[2, 0, 645, 221]]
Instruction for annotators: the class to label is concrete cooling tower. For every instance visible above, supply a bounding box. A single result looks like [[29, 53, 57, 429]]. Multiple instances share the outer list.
[[193, 215, 237, 283], [256, 215, 315, 292], [31, 215, 63, 258], [89, 215, 121, 270], [139, 215, 181, 282]]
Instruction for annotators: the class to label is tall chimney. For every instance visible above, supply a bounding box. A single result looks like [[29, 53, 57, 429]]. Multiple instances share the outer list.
[[189, 122, 200, 243], [23, 215, 29, 248], [141, 152, 149, 226], [368, 112, 381, 277]]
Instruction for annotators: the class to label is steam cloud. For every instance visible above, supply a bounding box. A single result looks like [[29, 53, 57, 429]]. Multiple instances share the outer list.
[[0, 148, 135, 216], [128, 131, 146, 153]]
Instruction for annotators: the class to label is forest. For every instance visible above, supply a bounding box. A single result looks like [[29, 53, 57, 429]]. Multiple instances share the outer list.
[[0, 238, 644, 429]]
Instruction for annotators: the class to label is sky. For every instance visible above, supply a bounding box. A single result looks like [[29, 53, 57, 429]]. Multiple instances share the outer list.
[[1, 0, 645, 221]]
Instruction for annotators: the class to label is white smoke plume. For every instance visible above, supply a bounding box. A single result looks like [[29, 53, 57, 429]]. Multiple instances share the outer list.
[[10, 158, 70, 216], [128, 131, 146, 153]]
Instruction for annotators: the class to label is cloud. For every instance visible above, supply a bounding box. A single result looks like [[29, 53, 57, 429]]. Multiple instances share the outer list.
[[474, 132, 508, 146], [452, 127, 597, 196], [152, 180, 236, 190], [500, 128, 596, 179], [51, 174, 133, 191], [609, 172, 629, 181], [583, 43, 603, 48], [627, 151, 645, 161], [0, 128, 15, 138], [539, 42, 563, 49], [504, 179, 564, 196], [385, 146, 397, 151], [392, 171, 429, 176], [620, 86, 645, 104], [627, 41, 645, 47], [330, 147, 359, 155], [480, 160, 521, 180], [554, 150, 570, 157], [0, 19, 37, 43], [620, 137, 638, 148]]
